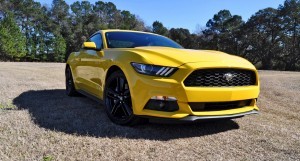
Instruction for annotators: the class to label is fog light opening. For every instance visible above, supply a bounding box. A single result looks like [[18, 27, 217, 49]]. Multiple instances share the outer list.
[[145, 96, 179, 112], [150, 96, 177, 101]]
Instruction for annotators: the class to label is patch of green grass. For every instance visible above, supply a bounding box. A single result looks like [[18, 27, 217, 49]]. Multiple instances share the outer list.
[[43, 155, 54, 161], [0, 101, 16, 110]]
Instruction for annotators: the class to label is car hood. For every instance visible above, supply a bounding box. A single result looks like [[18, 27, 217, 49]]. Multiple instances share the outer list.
[[126, 47, 254, 68]]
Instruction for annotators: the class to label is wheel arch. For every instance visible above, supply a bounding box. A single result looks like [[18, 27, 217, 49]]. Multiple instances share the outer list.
[[105, 65, 123, 82], [65, 63, 70, 73], [65, 63, 74, 77]]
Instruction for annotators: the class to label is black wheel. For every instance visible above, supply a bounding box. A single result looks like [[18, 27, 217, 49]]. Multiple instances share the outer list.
[[65, 66, 78, 96], [104, 70, 147, 125]]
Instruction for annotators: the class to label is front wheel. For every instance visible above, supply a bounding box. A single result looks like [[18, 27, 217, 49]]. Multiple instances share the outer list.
[[104, 70, 147, 125], [65, 66, 78, 96]]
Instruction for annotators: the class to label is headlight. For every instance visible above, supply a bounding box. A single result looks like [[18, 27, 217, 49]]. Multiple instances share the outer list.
[[131, 62, 177, 77]]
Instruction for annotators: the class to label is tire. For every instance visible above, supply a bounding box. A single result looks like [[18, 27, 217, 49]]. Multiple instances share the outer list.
[[104, 70, 148, 125], [65, 66, 78, 96]]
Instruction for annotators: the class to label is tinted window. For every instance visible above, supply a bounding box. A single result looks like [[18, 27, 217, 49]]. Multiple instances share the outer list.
[[105, 32, 183, 49], [89, 33, 103, 50]]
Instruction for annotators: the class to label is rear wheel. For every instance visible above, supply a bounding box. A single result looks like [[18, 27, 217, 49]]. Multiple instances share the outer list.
[[65, 66, 78, 96], [104, 70, 147, 125]]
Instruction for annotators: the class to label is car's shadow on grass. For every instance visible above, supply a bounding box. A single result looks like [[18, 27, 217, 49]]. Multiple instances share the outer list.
[[13, 89, 239, 140]]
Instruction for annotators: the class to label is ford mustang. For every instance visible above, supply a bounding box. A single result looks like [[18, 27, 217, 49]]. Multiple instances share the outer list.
[[66, 30, 260, 125]]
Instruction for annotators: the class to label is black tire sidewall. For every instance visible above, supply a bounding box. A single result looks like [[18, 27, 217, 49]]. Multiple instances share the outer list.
[[104, 70, 136, 125], [65, 67, 77, 96]]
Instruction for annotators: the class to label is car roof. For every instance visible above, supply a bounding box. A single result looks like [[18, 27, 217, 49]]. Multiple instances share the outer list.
[[99, 29, 160, 36]]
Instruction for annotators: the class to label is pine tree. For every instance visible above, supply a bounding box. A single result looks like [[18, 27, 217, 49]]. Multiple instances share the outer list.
[[0, 12, 26, 61]]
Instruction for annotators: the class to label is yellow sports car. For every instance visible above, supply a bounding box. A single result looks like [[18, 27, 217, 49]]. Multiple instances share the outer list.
[[66, 30, 259, 125]]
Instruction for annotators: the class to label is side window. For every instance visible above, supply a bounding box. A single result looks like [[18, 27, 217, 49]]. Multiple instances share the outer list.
[[89, 33, 103, 50]]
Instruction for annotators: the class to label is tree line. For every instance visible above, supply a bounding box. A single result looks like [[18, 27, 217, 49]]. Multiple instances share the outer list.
[[0, 0, 299, 71]]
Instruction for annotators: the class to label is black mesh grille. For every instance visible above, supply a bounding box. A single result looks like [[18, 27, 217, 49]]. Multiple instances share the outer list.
[[189, 100, 252, 112], [184, 69, 256, 87]]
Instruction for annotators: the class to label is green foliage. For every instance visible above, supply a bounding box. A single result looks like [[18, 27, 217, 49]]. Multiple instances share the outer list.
[[169, 28, 194, 48], [152, 21, 168, 36], [53, 34, 66, 62], [199, 1, 300, 71], [0, 12, 26, 61], [0, 101, 16, 109], [203, 10, 244, 52], [42, 155, 54, 161], [241, 8, 282, 69], [0, 0, 145, 62], [277, 0, 300, 70]]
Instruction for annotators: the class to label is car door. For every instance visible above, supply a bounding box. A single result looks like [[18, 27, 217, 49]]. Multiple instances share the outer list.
[[76, 33, 105, 98]]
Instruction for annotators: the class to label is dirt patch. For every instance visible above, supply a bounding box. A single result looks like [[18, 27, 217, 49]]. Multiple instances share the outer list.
[[0, 62, 299, 160]]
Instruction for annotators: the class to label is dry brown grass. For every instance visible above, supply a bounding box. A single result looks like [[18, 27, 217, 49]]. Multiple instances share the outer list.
[[0, 62, 299, 161]]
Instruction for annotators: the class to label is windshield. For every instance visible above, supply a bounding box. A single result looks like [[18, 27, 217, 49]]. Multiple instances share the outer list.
[[105, 31, 183, 49]]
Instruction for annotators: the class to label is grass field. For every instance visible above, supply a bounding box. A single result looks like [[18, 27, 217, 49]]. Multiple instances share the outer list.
[[0, 62, 299, 160]]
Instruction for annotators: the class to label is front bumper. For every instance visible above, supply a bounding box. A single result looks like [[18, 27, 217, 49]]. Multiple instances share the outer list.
[[126, 63, 260, 119], [180, 110, 258, 121]]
